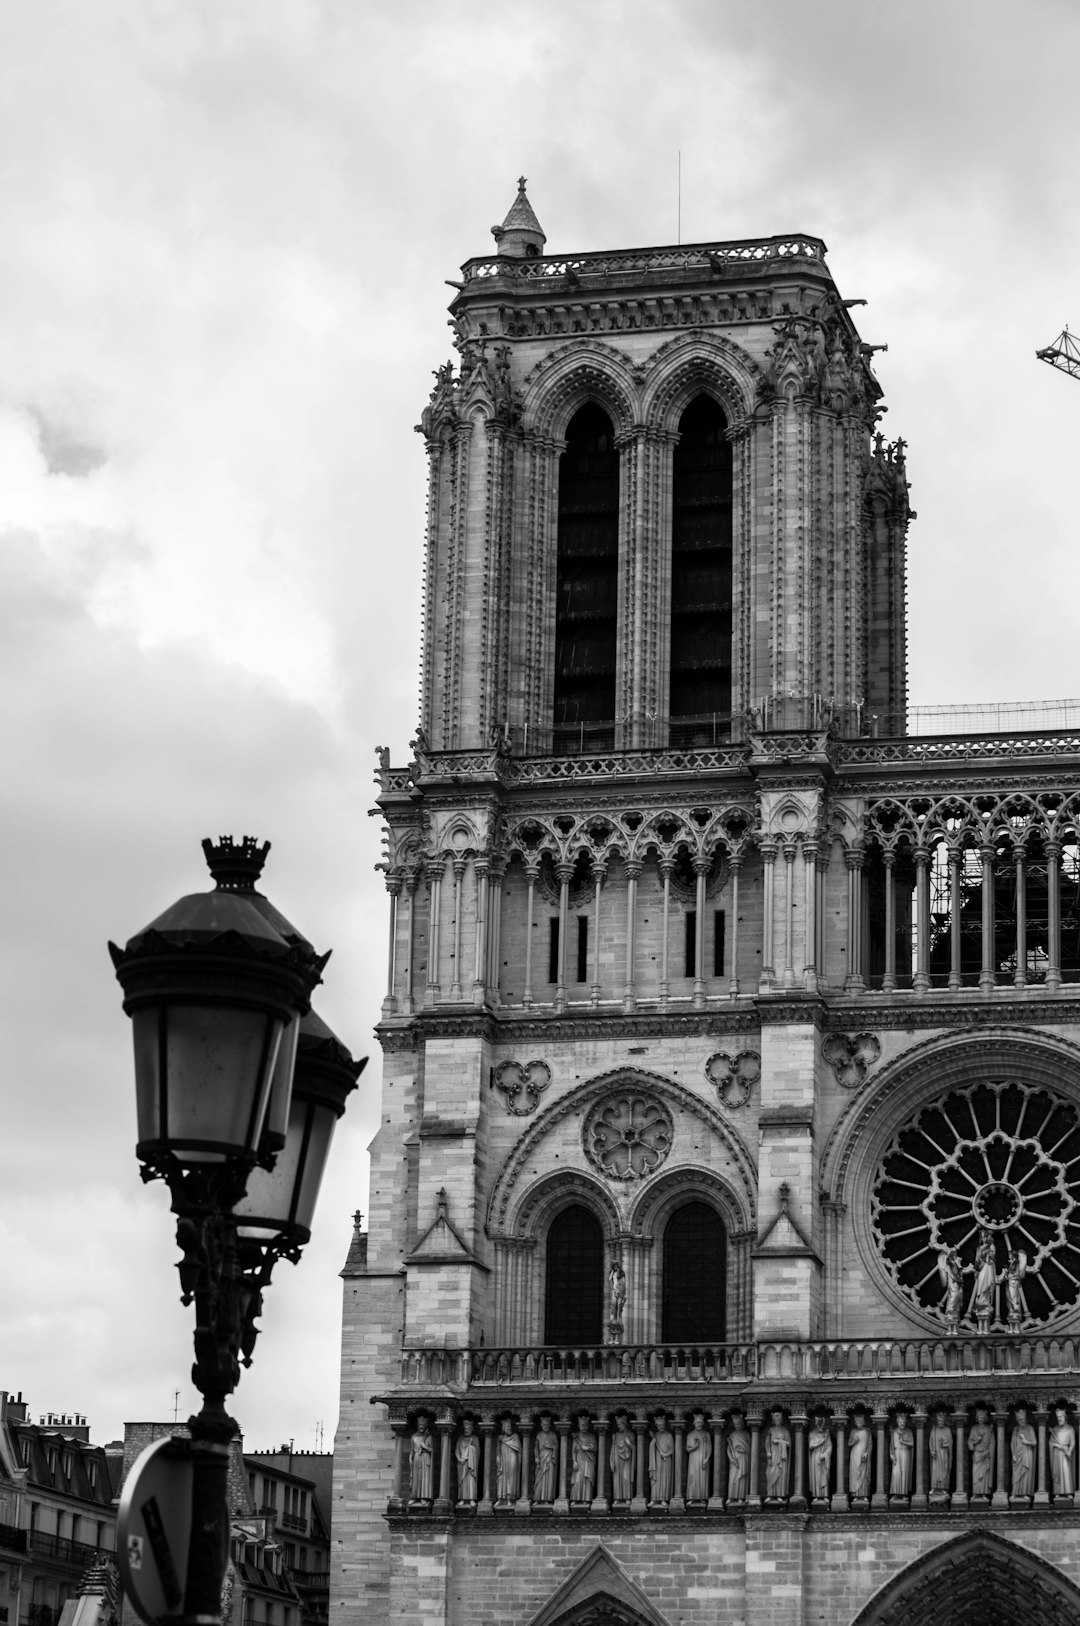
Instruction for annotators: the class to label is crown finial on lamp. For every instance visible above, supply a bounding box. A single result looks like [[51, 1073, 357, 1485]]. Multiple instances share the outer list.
[[202, 835, 270, 892]]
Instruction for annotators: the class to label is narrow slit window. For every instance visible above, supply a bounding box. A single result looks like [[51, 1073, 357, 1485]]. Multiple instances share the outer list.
[[548, 918, 560, 983], [685, 911, 696, 978], [714, 910, 725, 977], [577, 915, 589, 982]]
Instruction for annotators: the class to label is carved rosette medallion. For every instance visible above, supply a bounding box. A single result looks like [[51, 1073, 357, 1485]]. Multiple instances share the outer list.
[[493, 1059, 552, 1116], [872, 1080, 1080, 1330], [705, 1050, 760, 1109], [583, 1094, 674, 1182]]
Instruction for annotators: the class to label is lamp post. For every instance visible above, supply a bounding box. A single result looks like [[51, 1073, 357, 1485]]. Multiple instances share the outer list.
[[109, 835, 364, 1626]]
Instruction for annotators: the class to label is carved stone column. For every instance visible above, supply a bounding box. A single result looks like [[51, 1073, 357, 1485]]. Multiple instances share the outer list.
[[382, 878, 401, 1015], [388, 1416, 409, 1513], [951, 1412, 968, 1510], [993, 1413, 1009, 1508], [802, 840, 818, 991], [669, 1414, 686, 1514], [486, 856, 505, 1006], [912, 847, 930, 995], [747, 1407, 763, 1510], [1035, 1409, 1050, 1506], [1046, 841, 1062, 992], [871, 1410, 888, 1508], [830, 1415, 848, 1512], [845, 847, 865, 992], [911, 1410, 928, 1511], [554, 1413, 572, 1515], [1013, 844, 1027, 989], [623, 861, 641, 1012], [979, 844, 996, 992], [472, 857, 489, 1006], [449, 854, 466, 1001], [659, 858, 673, 1006], [728, 855, 742, 997], [434, 1413, 454, 1516], [882, 851, 896, 992], [782, 845, 797, 989], [708, 1414, 725, 1510], [554, 863, 572, 1012], [790, 1409, 807, 1510], [759, 842, 776, 992], [516, 1417, 534, 1515], [427, 857, 444, 1003], [522, 862, 538, 1008], [402, 869, 419, 1014], [631, 1412, 648, 1513], [477, 1413, 496, 1517], [693, 857, 708, 1008], [591, 863, 604, 1008], [948, 846, 962, 990], [592, 1415, 610, 1514]]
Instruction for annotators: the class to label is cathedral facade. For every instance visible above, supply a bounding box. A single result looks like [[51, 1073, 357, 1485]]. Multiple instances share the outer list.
[[332, 184, 1080, 1625]]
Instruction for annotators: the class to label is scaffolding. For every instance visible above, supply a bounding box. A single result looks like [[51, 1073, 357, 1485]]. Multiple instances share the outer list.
[[1036, 326, 1080, 382]]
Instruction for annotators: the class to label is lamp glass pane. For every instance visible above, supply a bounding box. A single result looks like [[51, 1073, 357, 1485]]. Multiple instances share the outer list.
[[261, 1014, 300, 1152], [137, 1004, 282, 1160], [235, 1098, 335, 1240]]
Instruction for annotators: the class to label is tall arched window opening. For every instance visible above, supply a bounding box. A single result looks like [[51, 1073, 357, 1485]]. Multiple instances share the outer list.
[[553, 403, 619, 754], [544, 1203, 604, 1344], [669, 396, 733, 745], [662, 1201, 726, 1343]]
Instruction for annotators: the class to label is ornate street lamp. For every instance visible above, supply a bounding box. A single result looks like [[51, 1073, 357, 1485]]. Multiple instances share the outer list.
[[109, 835, 363, 1625]]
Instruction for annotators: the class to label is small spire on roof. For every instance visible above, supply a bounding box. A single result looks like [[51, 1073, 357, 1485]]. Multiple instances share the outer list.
[[491, 177, 546, 260]]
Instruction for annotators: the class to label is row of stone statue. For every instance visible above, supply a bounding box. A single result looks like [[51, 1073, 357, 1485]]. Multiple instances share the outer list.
[[401, 1402, 1078, 1510]]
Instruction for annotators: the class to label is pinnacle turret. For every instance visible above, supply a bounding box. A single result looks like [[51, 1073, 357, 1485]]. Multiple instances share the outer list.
[[490, 176, 545, 259]]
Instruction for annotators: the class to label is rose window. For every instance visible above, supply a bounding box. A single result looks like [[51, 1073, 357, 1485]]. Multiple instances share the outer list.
[[871, 1081, 1080, 1330], [583, 1094, 673, 1182]]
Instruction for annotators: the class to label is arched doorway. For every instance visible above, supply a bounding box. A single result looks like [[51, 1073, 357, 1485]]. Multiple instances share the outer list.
[[661, 1200, 725, 1342], [850, 1531, 1080, 1626], [544, 1203, 604, 1344]]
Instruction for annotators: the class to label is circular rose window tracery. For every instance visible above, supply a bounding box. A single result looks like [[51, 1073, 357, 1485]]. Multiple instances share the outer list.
[[583, 1093, 673, 1182], [871, 1081, 1080, 1331]]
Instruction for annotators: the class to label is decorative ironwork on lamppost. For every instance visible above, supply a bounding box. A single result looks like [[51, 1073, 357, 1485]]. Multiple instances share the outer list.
[[109, 835, 364, 1626]]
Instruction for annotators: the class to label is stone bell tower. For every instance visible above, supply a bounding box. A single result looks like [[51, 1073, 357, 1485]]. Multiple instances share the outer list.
[[332, 187, 1080, 1625]]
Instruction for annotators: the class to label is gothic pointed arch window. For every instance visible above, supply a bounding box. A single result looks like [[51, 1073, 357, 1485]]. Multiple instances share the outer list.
[[669, 395, 732, 744], [544, 1202, 604, 1344], [661, 1200, 726, 1343], [553, 402, 619, 753]]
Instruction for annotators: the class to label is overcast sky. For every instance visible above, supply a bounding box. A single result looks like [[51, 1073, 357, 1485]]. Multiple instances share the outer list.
[[2, 0, 1079, 1452]]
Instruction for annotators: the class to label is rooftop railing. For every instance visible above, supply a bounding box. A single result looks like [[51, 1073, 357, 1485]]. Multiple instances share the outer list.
[[459, 237, 828, 286]]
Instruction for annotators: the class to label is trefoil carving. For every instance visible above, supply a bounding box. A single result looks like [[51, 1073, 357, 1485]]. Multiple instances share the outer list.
[[822, 1032, 881, 1090], [493, 1059, 552, 1116], [705, 1050, 760, 1109]]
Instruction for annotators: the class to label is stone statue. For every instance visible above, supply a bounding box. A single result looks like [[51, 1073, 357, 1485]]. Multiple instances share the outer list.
[[1011, 1406, 1036, 1499], [764, 1409, 791, 1501], [849, 1409, 872, 1500], [889, 1408, 914, 1498], [1000, 1245, 1028, 1331], [727, 1412, 750, 1502], [570, 1415, 597, 1502], [610, 1413, 635, 1501], [970, 1228, 998, 1332], [929, 1408, 953, 1498], [808, 1412, 832, 1501], [648, 1412, 675, 1505], [1051, 1407, 1076, 1497], [685, 1412, 712, 1502], [608, 1259, 627, 1324], [533, 1416, 558, 1503], [409, 1414, 434, 1501], [495, 1417, 521, 1502], [938, 1246, 965, 1335], [454, 1418, 479, 1504], [968, 1406, 994, 1498]]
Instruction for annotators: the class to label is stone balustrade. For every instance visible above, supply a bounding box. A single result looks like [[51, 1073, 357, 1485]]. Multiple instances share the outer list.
[[397, 1335, 1080, 1390], [383, 1397, 1080, 1520]]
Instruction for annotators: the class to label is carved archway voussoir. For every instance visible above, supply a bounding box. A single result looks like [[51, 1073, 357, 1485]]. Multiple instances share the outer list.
[[503, 1168, 624, 1245], [639, 334, 762, 431], [486, 1067, 757, 1238], [849, 1528, 1080, 1626], [626, 1163, 750, 1237], [523, 345, 639, 441]]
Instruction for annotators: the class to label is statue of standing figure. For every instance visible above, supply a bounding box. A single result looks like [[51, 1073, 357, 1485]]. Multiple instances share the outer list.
[[968, 1406, 995, 1499], [533, 1416, 558, 1503], [889, 1408, 914, 1499], [929, 1408, 953, 1500], [495, 1417, 521, 1503], [409, 1414, 434, 1501], [727, 1411, 750, 1503], [570, 1414, 597, 1503], [1010, 1406, 1036, 1500], [648, 1412, 675, 1505], [608, 1258, 627, 1324], [764, 1409, 791, 1502], [610, 1413, 635, 1502], [969, 1228, 998, 1333], [937, 1246, 965, 1335], [454, 1418, 480, 1504], [1000, 1244, 1028, 1331], [808, 1412, 832, 1502], [685, 1411, 712, 1502], [848, 1409, 872, 1501], [1051, 1407, 1076, 1499]]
